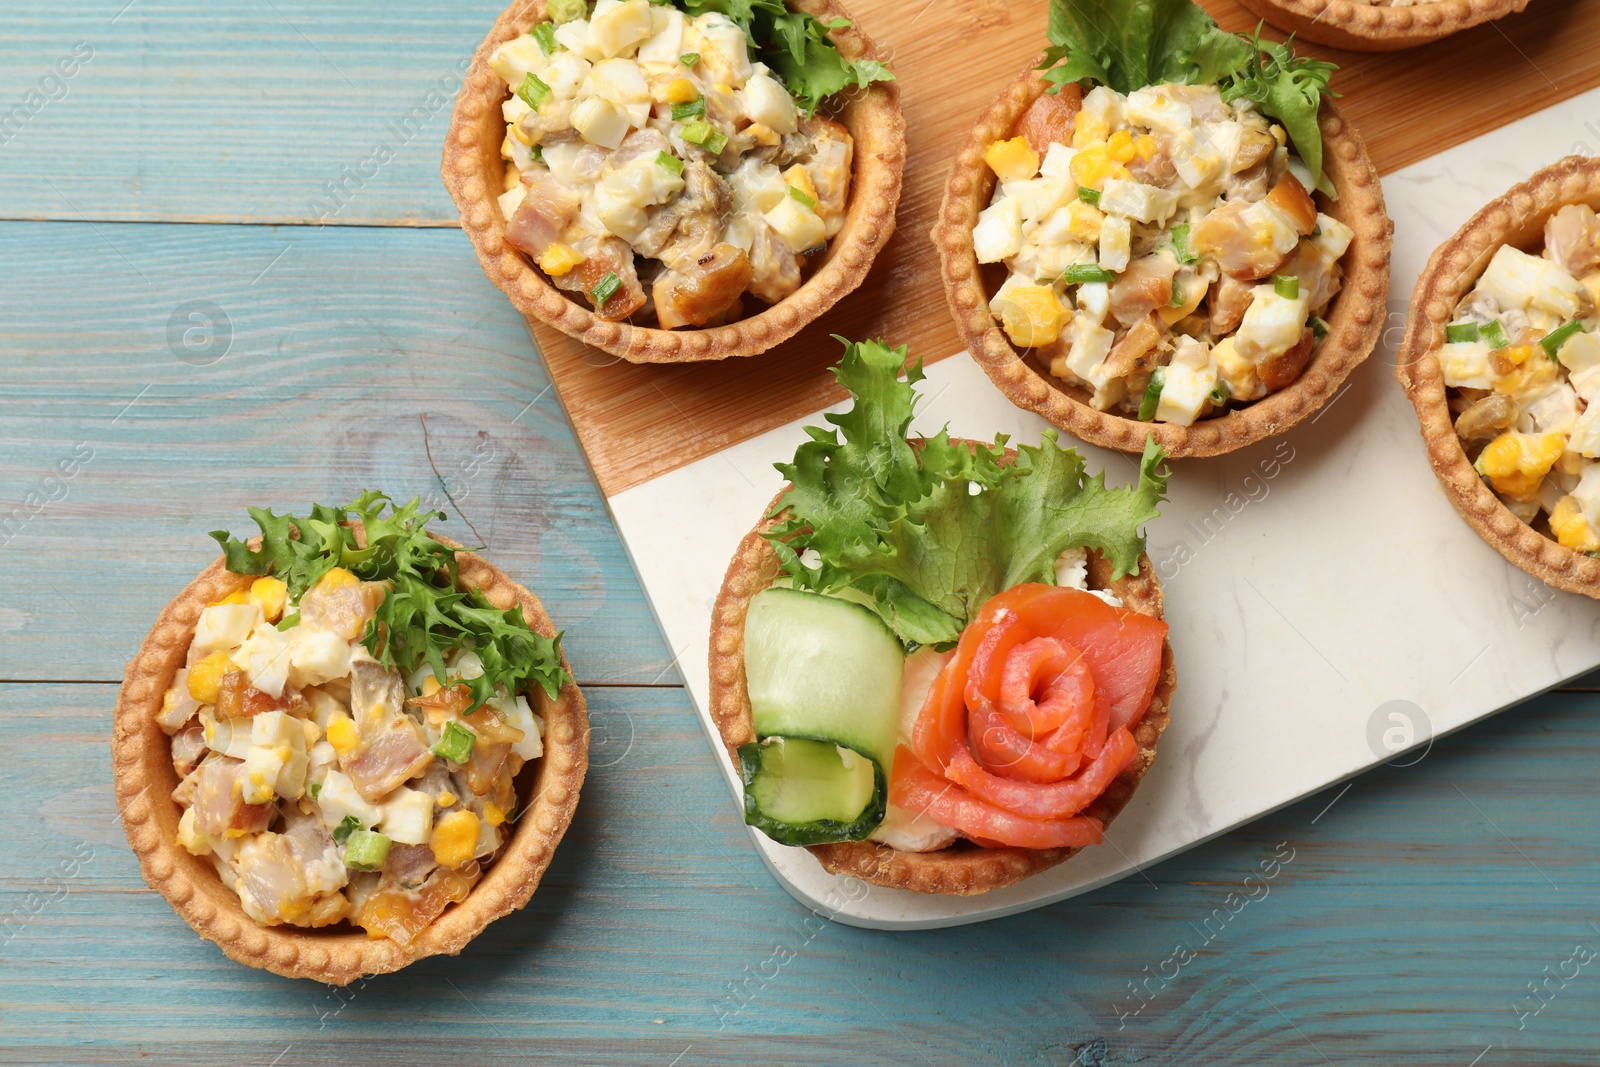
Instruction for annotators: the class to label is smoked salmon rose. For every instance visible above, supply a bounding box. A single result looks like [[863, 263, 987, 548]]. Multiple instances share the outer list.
[[895, 583, 1167, 849]]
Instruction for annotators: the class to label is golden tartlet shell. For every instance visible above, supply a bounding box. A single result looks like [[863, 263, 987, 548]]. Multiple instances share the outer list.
[[934, 69, 1393, 458], [111, 535, 589, 983], [1233, 0, 1531, 52], [1396, 154, 1600, 598], [707, 477, 1177, 896], [442, 0, 906, 364]]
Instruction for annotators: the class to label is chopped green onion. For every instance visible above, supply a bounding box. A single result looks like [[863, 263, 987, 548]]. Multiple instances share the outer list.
[[671, 97, 705, 121], [1273, 275, 1300, 300], [531, 21, 559, 55], [342, 829, 391, 872], [655, 150, 684, 177], [1309, 316, 1329, 339], [1445, 321, 1481, 345], [307, 780, 322, 800], [788, 185, 817, 211], [1169, 281, 1185, 309], [1481, 320, 1510, 350], [331, 814, 361, 846], [432, 720, 477, 765], [1209, 382, 1230, 406], [590, 272, 622, 306], [517, 72, 551, 110], [275, 611, 300, 632], [680, 120, 727, 154], [531, 144, 544, 165], [1541, 321, 1585, 359], [1311, 223, 1322, 238], [1170, 223, 1196, 266], [679, 52, 700, 66], [1062, 264, 1116, 285], [547, 0, 587, 24], [1077, 186, 1101, 207], [1138, 367, 1167, 422]]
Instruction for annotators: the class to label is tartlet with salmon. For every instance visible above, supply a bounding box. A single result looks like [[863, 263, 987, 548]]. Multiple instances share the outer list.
[[1398, 156, 1600, 597], [444, 0, 905, 363], [935, 0, 1391, 457], [112, 493, 587, 982], [708, 338, 1176, 895]]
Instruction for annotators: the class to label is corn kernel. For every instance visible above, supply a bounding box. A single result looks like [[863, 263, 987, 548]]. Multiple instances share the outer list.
[[1134, 134, 1158, 161], [483, 802, 507, 827], [187, 651, 235, 704], [1475, 432, 1564, 497], [1490, 345, 1558, 401], [211, 590, 250, 607], [437, 792, 457, 809], [1072, 113, 1108, 149], [1105, 129, 1136, 164], [1067, 200, 1105, 243], [538, 243, 586, 277], [316, 567, 358, 592], [782, 164, 818, 205], [746, 122, 780, 147], [1069, 144, 1129, 192], [993, 284, 1068, 348], [248, 577, 288, 623], [984, 137, 1040, 184], [1550, 496, 1600, 552], [326, 713, 360, 759], [430, 810, 481, 868], [665, 77, 699, 104]]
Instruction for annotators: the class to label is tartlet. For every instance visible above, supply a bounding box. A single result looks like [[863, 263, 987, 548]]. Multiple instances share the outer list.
[[112, 527, 588, 983], [1397, 155, 1600, 597], [708, 483, 1177, 896], [935, 69, 1392, 458], [1233, 0, 1532, 52], [443, 0, 905, 364]]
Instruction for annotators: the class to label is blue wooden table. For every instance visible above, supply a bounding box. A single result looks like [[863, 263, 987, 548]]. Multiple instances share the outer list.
[[3, 3, 1599, 1063]]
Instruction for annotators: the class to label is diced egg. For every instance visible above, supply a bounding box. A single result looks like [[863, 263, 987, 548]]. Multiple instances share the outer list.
[[1074, 85, 1126, 146], [489, 36, 546, 86], [635, 5, 686, 67], [1568, 402, 1600, 458], [587, 0, 654, 58], [1312, 214, 1354, 261], [1520, 383, 1579, 436], [990, 277, 1068, 348], [247, 710, 308, 802], [1002, 177, 1073, 228], [1558, 332, 1600, 400], [1166, 127, 1224, 193], [379, 788, 436, 846], [741, 71, 797, 135], [973, 197, 1024, 264], [235, 621, 290, 698], [317, 770, 383, 832], [570, 96, 631, 149], [1098, 178, 1179, 225], [1438, 340, 1493, 390], [287, 629, 353, 690], [1040, 143, 1077, 179], [498, 693, 546, 761], [695, 13, 752, 86], [1212, 336, 1263, 401], [1075, 281, 1110, 324], [1156, 339, 1217, 427], [1099, 215, 1131, 272], [177, 808, 212, 856], [192, 603, 263, 657], [201, 710, 253, 759], [1126, 86, 1193, 135], [542, 52, 593, 102], [1234, 284, 1311, 363], [554, 18, 600, 61], [764, 194, 827, 253], [1478, 244, 1585, 319]]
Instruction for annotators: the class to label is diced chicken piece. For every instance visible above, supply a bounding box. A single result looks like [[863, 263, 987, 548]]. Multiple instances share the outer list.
[[1016, 85, 1083, 156], [464, 740, 512, 798], [1545, 203, 1600, 278], [745, 221, 804, 305], [299, 576, 386, 644], [191, 756, 275, 837], [636, 160, 731, 272], [1259, 327, 1316, 393], [505, 170, 583, 259], [1191, 200, 1300, 280], [652, 243, 754, 329], [353, 865, 479, 947], [1265, 174, 1318, 236], [350, 657, 405, 728], [235, 833, 308, 925], [1104, 313, 1165, 382], [282, 810, 349, 899], [1109, 254, 1178, 328], [171, 726, 207, 778], [1521, 383, 1580, 436], [1208, 274, 1255, 335], [383, 842, 439, 890], [1167, 83, 1227, 122], [798, 117, 852, 239]]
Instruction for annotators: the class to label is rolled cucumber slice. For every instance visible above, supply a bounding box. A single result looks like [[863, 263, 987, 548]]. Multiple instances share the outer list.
[[743, 587, 904, 771], [738, 737, 886, 846]]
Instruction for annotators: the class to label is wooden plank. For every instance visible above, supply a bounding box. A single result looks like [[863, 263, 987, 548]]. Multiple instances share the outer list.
[[531, 0, 1600, 495], [0, 220, 673, 686], [8, 680, 1600, 1063]]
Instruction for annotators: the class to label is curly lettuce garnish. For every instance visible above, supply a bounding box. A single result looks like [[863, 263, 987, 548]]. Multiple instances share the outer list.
[[211, 491, 570, 708], [675, 0, 893, 113], [1037, 0, 1338, 194], [765, 339, 1169, 647]]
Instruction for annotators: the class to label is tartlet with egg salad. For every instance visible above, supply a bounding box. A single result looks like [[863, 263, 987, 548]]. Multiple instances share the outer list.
[[1398, 156, 1600, 597], [443, 0, 904, 363], [707, 338, 1175, 895], [1233, 0, 1532, 53], [935, 0, 1391, 458], [111, 494, 587, 983]]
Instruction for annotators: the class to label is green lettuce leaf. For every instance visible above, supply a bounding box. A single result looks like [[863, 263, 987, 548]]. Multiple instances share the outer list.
[[676, 0, 892, 112], [765, 339, 1169, 647], [1218, 28, 1340, 196], [210, 491, 570, 707]]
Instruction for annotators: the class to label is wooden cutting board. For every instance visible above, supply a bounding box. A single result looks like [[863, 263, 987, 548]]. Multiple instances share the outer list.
[[526, 0, 1600, 497]]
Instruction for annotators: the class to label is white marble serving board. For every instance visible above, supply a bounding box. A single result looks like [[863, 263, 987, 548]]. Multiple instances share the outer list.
[[608, 87, 1600, 929]]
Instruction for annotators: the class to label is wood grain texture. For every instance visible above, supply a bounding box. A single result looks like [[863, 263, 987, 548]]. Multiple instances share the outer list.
[[530, 0, 1600, 495], [0, 220, 673, 686], [8, 680, 1600, 1065]]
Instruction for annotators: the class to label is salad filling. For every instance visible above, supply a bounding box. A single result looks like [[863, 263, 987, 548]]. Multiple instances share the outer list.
[[1439, 204, 1600, 552], [490, 0, 890, 326], [158, 494, 568, 944], [735, 338, 1170, 854], [975, 0, 1350, 426]]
